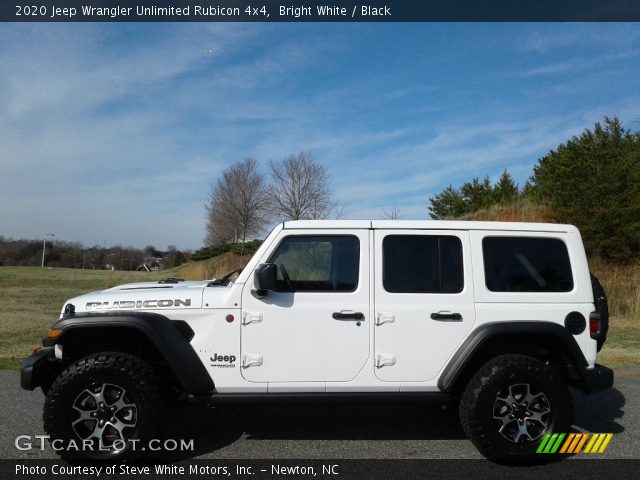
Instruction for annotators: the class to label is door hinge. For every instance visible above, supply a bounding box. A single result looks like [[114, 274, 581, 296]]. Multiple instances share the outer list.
[[375, 353, 396, 368], [375, 312, 395, 326], [241, 354, 263, 368], [242, 312, 263, 325]]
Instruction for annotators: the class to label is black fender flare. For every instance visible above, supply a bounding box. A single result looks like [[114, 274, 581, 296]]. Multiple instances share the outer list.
[[49, 312, 214, 394], [437, 321, 589, 392]]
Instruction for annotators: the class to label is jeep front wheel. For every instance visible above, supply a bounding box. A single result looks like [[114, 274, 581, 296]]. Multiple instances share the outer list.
[[459, 354, 572, 460], [44, 352, 166, 460]]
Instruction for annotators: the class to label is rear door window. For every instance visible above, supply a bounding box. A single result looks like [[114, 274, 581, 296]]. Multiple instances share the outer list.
[[383, 235, 463, 293]]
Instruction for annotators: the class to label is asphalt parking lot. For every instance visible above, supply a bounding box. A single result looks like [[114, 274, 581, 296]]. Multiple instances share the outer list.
[[1, 369, 638, 460]]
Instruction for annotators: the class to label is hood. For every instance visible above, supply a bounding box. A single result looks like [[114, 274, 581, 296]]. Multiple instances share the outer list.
[[62, 280, 211, 316]]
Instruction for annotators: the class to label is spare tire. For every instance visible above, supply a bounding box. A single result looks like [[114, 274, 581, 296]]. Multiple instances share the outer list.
[[590, 273, 609, 351]]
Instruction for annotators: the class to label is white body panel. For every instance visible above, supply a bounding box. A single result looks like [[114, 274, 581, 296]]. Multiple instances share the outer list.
[[62, 220, 600, 393], [373, 229, 476, 383], [240, 229, 370, 384]]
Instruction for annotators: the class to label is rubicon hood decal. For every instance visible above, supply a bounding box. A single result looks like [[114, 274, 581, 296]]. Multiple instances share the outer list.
[[86, 298, 192, 310]]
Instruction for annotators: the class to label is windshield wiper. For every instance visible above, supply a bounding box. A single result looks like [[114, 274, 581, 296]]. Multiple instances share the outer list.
[[207, 268, 243, 287]]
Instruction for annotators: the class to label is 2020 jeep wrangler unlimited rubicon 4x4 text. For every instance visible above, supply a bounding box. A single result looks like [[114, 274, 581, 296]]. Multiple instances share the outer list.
[[21, 220, 613, 460]]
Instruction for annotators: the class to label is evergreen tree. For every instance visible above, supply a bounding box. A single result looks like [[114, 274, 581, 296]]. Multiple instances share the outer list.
[[532, 116, 640, 261], [428, 185, 467, 219], [494, 169, 519, 204]]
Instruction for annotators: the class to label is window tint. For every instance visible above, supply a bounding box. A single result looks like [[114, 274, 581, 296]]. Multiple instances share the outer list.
[[383, 236, 463, 293], [483, 237, 573, 292], [268, 236, 359, 292]]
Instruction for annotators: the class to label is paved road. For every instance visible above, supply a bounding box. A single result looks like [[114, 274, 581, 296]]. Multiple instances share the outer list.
[[1, 369, 638, 460]]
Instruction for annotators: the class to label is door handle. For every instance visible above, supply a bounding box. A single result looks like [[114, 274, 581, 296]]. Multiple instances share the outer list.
[[332, 311, 364, 321], [430, 312, 463, 321]]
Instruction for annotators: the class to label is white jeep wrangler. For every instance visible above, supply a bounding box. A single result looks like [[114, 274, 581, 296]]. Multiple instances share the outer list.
[[21, 220, 613, 460]]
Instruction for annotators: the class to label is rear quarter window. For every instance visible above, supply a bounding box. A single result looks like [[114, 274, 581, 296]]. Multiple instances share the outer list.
[[482, 236, 573, 292]]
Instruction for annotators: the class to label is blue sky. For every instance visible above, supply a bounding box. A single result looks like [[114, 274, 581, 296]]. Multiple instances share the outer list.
[[1, 23, 639, 249]]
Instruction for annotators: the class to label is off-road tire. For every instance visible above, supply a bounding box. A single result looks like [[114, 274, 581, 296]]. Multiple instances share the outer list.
[[44, 352, 166, 460], [590, 273, 609, 351], [459, 354, 572, 461]]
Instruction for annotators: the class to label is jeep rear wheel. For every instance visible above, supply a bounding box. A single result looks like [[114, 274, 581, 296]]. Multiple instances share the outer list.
[[459, 354, 572, 461], [44, 352, 166, 460]]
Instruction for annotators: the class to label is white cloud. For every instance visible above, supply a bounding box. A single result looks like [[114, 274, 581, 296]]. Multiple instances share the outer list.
[[1, 23, 639, 250]]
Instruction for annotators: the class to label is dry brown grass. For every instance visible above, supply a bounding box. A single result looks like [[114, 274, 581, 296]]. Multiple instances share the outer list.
[[590, 258, 640, 319], [166, 252, 250, 280], [457, 199, 553, 223]]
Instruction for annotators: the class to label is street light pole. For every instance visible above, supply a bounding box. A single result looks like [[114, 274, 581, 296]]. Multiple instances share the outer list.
[[106, 253, 115, 270], [41, 233, 55, 268]]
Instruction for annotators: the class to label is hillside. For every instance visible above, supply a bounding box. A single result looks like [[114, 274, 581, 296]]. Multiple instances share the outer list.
[[164, 251, 251, 280], [457, 199, 552, 223]]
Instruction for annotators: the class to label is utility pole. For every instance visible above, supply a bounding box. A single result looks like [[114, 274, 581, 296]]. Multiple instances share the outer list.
[[41, 233, 55, 268]]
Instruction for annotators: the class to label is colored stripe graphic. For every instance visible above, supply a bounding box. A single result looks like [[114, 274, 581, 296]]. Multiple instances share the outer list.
[[584, 433, 599, 453], [550, 433, 566, 453], [566, 433, 584, 453], [544, 433, 559, 453], [536, 433, 552, 453], [559, 433, 575, 453], [573, 433, 590, 453], [537, 433, 613, 454], [598, 434, 613, 453]]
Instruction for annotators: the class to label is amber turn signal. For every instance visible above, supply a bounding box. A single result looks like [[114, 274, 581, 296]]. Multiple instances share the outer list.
[[46, 329, 62, 340]]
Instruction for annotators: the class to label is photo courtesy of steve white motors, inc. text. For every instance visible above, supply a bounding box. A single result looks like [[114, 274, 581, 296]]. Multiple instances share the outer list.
[[15, 463, 340, 477], [15, 4, 392, 19]]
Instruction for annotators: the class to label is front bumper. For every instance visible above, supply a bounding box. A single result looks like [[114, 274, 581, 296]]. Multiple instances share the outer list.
[[579, 363, 614, 394], [20, 347, 56, 391]]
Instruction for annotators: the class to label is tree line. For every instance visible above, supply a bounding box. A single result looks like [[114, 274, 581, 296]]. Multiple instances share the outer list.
[[428, 169, 528, 219], [428, 117, 640, 262], [0, 238, 189, 270], [205, 152, 341, 245]]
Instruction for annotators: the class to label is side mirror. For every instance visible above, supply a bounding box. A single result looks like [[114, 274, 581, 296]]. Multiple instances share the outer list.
[[254, 263, 277, 294]]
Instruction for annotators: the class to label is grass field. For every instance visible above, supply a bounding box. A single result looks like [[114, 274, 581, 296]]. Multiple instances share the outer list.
[[0, 253, 252, 370], [0, 260, 638, 370], [0, 267, 167, 369]]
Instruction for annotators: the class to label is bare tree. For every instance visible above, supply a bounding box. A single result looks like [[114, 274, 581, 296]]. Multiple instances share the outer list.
[[382, 201, 401, 220], [205, 158, 269, 245], [267, 152, 333, 220]]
